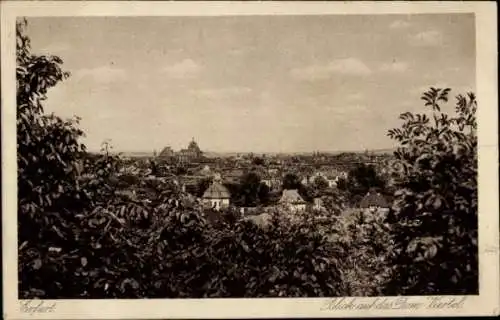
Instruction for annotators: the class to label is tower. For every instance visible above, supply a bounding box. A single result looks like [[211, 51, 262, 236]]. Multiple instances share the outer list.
[[187, 137, 202, 159]]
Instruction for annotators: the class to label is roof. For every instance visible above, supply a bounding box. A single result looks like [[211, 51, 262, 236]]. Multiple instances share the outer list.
[[158, 146, 174, 158], [188, 138, 201, 152], [359, 192, 390, 208], [199, 165, 212, 175], [225, 169, 244, 177], [279, 189, 306, 204], [202, 182, 231, 199]]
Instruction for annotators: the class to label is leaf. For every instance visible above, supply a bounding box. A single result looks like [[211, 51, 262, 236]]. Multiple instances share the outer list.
[[407, 240, 418, 254], [33, 258, 42, 270], [52, 225, 65, 239], [19, 241, 29, 251], [119, 205, 126, 217], [121, 278, 139, 291], [424, 245, 438, 259], [48, 247, 62, 253], [432, 197, 443, 210]]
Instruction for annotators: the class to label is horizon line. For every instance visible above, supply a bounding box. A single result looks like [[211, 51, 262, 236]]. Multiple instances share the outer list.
[[88, 147, 396, 155]]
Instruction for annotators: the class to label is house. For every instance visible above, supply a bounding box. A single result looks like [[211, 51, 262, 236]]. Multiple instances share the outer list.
[[324, 174, 339, 188], [323, 168, 348, 188], [202, 178, 231, 210], [301, 176, 310, 186], [268, 168, 279, 175], [359, 190, 390, 213], [302, 171, 327, 185], [302, 171, 341, 188], [178, 174, 203, 192], [279, 189, 307, 212], [223, 169, 245, 183], [199, 165, 212, 177], [312, 197, 325, 211], [261, 174, 282, 190]]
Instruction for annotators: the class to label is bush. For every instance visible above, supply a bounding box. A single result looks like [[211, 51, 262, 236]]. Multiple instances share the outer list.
[[385, 87, 478, 295], [332, 209, 394, 296], [20, 173, 348, 298], [151, 210, 345, 298]]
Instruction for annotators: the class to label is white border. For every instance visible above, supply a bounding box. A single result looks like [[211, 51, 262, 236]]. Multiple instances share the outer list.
[[2, 1, 499, 319]]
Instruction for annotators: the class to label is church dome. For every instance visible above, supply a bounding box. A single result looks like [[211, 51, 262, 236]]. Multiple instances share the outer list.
[[188, 138, 201, 152]]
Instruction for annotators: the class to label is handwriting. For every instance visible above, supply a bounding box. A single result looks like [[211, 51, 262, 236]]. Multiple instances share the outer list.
[[426, 296, 467, 308], [320, 296, 468, 311], [20, 300, 57, 315]]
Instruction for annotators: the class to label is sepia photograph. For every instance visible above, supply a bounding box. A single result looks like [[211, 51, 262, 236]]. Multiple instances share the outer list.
[[2, 1, 499, 319]]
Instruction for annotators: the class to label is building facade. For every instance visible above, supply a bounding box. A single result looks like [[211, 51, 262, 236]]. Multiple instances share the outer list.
[[177, 138, 203, 164], [359, 190, 390, 215], [158, 138, 204, 164], [279, 189, 307, 212], [202, 178, 231, 210]]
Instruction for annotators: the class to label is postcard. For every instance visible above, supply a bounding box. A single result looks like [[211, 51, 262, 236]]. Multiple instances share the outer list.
[[1, 1, 499, 319]]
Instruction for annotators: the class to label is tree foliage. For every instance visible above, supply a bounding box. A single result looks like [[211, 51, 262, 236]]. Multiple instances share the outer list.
[[196, 177, 213, 197], [226, 172, 270, 207], [329, 210, 394, 296], [17, 19, 477, 299], [282, 172, 311, 201], [17, 18, 87, 216], [345, 163, 386, 200], [238, 172, 262, 207], [385, 87, 478, 295], [17, 19, 349, 297], [282, 173, 301, 190], [310, 176, 329, 198]]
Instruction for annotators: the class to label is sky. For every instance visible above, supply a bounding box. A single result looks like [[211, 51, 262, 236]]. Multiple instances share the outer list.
[[26, 14, 476, 153]]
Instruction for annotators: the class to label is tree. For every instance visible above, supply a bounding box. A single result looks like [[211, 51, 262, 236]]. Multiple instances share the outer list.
[[223, 182, 242, 206], [257, 182, 270, 205], [100, 139, 113, 158], [311, 176, 329, 197], [346, 163, 386, 198], [282, 173, 311, 201], [282, 173, 301, 190], [336, 177, 348, 191], [320, 188, 348, 215], [196, 177, 213, 197], [385, 87, 478, 295], [238, 172, 262, 207], [17, 18, 94, 297], [16, 19, 354, 300], [17, 18, 87, 215]]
